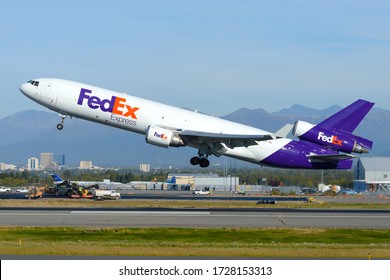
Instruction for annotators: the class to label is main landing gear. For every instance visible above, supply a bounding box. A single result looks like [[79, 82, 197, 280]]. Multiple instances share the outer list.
[[190, 143, 214, 168], [190, 156, 210, 168], [56, 114, 67, 130]]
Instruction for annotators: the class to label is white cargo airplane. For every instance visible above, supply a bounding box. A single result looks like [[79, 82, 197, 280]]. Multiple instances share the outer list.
[[20, 78, 374, 169]]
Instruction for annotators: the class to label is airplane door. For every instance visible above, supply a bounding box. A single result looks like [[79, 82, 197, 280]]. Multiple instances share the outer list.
[[45, 83, 52, 95], [41, 83, 56, 105]]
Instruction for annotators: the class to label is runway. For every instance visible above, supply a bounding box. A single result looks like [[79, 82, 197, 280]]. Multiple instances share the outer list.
[[1, 207, 389, 228]]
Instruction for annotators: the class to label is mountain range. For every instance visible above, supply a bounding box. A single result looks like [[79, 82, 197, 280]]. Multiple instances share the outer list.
[[1, 103, 389, 167]]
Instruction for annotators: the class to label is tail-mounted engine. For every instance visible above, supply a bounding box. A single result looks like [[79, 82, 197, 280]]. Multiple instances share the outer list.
[[145, 125, 185, 148], [292, 120, 372, 154]]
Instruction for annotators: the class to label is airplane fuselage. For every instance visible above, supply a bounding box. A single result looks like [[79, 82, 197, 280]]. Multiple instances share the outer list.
[[20, 78, 373, 169], [24, 79, 266, 135]]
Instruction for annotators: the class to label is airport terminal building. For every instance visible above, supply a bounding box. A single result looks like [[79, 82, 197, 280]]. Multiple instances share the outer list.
[[354, 157, 390, 192], [166, 173, 239, 191]]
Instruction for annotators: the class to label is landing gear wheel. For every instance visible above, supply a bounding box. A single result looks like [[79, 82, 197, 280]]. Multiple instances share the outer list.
[[57, 113, 67, 130], [199, 158, 210, 168], [190, 156, 200, 165]]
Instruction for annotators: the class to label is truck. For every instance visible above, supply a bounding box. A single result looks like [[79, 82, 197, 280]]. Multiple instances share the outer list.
[[318, 184, 341, 193], [55, 184, 93, 198], [94, 189, 121, 200], [0, 186, 11, 193]]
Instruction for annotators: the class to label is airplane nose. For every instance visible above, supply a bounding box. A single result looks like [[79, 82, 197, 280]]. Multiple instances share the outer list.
[[19, 83, 28, 95], [19, 82, 34, 98]]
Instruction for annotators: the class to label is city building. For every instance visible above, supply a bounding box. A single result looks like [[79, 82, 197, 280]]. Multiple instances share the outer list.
[[40, 153, 53, 169], [80, 161, 93, 169], [27, 157, 39, 171], [0, 163, 17, 171], [54, 154, 66, 166], [139, 163, 150, 172]]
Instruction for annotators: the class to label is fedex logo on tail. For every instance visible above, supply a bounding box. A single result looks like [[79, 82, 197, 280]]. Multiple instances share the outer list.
[[318, 131, 343, 146], [77, 88, 140, 119]]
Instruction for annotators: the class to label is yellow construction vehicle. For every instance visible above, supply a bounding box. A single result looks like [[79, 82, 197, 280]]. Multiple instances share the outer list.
[[26, 187, 45, 199]]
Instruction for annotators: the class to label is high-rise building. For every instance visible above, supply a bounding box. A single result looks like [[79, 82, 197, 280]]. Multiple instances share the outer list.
[[27, 157, 39, 170], [80, 161, 93, 169], [54, 154, 65, 166], [40, 153, 53, 169], [140, 163, 150, 172]]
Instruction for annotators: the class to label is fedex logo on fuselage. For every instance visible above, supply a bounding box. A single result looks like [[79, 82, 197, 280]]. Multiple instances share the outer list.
[[317, 131, 343, 146], [77, 88, 140, 119]]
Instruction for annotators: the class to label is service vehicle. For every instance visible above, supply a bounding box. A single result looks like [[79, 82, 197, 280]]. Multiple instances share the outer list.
[[0, 186, 11, 193], [94, 189, 121, 200], [340, 189, 358, 195], [193, 190, 211, 195], [235, 190, 246, 195], [26, 187, 45, 199]]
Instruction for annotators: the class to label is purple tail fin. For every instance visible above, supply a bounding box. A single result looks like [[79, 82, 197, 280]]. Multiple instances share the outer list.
[[318, 99, 374, 133]]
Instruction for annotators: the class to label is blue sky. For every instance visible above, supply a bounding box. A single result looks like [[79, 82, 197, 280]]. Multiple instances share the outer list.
[[1, 0, 390, 118]]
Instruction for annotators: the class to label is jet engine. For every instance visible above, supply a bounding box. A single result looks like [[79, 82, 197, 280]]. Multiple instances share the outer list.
[[292, 121, 372, 154], [145, 125, 185, 148]]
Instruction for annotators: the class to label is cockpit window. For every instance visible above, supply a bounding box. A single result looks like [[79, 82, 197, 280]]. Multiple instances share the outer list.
[[27, 80, 39, 86]]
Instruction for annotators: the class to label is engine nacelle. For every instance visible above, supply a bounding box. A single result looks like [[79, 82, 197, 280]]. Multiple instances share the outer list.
[[292, 120, 315, 137], [292, 121, 372, 154], [145, 126, 185, 148]]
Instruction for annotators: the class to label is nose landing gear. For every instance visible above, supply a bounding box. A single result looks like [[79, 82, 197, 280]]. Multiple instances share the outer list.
[[56, 114, 67, 130]]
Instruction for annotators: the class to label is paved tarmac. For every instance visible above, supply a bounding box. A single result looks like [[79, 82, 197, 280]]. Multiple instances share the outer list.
[[2, 190, 390, 203], [1, 190, 390, 228], [1, 207, 389, 228]]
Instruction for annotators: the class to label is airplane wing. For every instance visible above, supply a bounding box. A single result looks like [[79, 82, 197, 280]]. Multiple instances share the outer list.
[[179, 130, 274, 149], [308, 153, 356, 162]]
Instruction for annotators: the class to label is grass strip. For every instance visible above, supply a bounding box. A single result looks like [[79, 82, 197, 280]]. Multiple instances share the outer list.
[[1, 227, 389, 258]]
